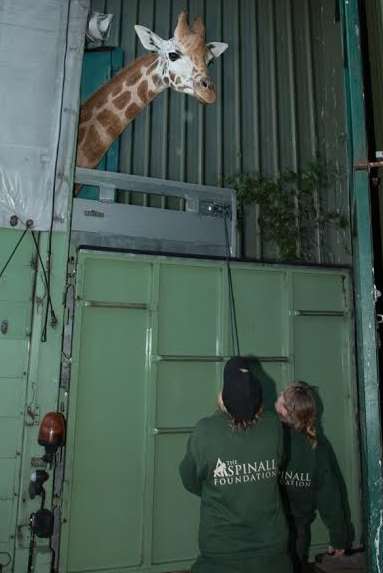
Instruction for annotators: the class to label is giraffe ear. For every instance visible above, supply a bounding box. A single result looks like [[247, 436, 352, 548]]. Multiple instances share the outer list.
[[135, 25, 164, 52], [206, 42, 228, 63]]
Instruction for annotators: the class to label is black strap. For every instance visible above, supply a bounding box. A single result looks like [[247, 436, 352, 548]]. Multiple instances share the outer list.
[[0, 224, 57, 342], [223, 211, 240, 356]]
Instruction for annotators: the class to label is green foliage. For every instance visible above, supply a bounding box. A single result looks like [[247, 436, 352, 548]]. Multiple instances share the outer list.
[[227, 161, 348, 261]]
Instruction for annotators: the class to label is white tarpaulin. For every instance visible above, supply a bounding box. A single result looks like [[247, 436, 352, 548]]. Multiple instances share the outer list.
[[0, 0, 88, 230]]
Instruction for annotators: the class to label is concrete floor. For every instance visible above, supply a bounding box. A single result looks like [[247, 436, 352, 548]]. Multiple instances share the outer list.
[[312, 551, 366, 572], [173, 553, 366, 573], [173, 552, 366, 573]]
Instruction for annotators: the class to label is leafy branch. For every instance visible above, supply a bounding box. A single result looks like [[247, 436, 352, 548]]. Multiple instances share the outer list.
[[227, 161, 348, 261]]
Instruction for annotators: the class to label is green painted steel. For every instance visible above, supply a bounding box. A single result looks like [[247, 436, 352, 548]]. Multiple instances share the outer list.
[[0, 231, 72, 573], [88, 0, 351, 263], [60, 250, 361, 572], [0, 2, 86, 572], [0, 230, 36, 567], [10, 232, 74, 573], [79, 48, 124, 200], [341, 1, 383, 571]]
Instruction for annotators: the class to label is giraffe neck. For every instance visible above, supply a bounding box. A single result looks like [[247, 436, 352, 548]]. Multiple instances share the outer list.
[[76, 53, 166, 169]]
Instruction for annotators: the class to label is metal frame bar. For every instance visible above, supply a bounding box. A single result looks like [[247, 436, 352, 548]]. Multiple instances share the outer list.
[[341, 1, 383, 571], [75, 167, 235, 205], [294, 310, 346, 317], [153, 355, 289, 363], [81, 300, 148, 310]]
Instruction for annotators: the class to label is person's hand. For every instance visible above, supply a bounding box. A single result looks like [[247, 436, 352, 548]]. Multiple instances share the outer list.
[[327, 546, 345, 557]]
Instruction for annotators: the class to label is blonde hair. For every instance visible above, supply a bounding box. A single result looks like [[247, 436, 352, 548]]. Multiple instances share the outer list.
[[283, 382, 317, 448]]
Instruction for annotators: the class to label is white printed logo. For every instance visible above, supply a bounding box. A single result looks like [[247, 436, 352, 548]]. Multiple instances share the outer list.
[[213, 458, 229, 478], [279, 470, 312, 488], [213, 458, 277, 486]]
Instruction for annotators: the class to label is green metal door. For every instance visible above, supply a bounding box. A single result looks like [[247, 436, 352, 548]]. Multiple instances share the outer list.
[[60, 250, 360, 572]]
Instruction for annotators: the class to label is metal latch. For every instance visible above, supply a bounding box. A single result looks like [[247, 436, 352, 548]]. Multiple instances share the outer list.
[[99, 184, 116, 202], [199, 201, 232, 219], [355, 151, 383, 171], [354, 161, 383, 171], [0, 320, 8, 335], [374, 285, 382, 304]]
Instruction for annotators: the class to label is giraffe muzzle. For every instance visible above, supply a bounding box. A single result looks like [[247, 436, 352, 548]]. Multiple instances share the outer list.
[[195, 78, 216, 104]]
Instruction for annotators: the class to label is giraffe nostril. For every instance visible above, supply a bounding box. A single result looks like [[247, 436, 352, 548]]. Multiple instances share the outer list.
[[200, 78, 212, 90]]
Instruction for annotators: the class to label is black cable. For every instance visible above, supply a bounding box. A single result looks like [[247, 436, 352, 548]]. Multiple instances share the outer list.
[[27, 531, 35, 573], [0, 224, 57, 342], [224, 211, 240, 356], [42, 0, 71, 343], [30, 232, 57, 341], [0, 228, 29, 280]]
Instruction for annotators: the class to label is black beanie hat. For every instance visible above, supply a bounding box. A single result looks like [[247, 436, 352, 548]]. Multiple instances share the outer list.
[[222, 356, 263, 423]]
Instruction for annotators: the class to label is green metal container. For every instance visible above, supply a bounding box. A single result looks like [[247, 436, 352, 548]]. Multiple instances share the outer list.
[[59, 250, 361, 572]]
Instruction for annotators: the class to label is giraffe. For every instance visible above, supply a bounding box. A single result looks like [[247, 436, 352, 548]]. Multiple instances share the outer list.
[[76, 11, 228, 171]]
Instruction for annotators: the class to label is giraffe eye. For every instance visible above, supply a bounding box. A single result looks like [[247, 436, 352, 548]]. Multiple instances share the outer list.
[[169, 52, 180, 62]]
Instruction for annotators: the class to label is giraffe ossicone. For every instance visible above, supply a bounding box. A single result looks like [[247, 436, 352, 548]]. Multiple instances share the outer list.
[[76, 11, 228, 171]]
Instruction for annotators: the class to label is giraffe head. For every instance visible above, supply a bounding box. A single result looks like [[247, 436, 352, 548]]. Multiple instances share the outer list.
[[134, 11, 228, 104]]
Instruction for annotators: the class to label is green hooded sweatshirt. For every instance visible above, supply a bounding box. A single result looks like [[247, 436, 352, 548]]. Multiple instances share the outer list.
[[179, 410, 292, 572], [280, 427, 348, 549]]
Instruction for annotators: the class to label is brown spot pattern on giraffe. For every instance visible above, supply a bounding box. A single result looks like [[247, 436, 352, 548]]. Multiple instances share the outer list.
[[79, 54, 156, 126], [152, 74, 162, 87], [125, 70, 142, 86], [97, 109, 123, 137], [124, 54, 155, 86], [113, 91, 132, 110], [137, 80, 149, 103], [82, 125, 105, 163], [79, 106, 92, 123], [111, 82, 124, 97], [145, 58, 159, 75], [125, 103, 141, 119]]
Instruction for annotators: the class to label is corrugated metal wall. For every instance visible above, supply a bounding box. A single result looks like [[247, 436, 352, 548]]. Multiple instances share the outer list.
[[88, 0, 350, 262], [365, 0, 383, 261], [365, 0, 383, 150]]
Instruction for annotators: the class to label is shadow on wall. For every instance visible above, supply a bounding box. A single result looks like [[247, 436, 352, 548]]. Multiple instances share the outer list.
[[246, 355, 278, 412]]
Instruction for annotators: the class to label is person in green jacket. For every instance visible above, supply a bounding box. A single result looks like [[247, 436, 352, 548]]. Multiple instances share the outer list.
[[179, 356, 293, 573], [275, 381, 348, 572]]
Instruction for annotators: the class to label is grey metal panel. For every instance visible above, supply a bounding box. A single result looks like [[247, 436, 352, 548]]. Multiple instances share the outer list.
[[72, 168, 237, 256], [310, 0, 350, 264], [89, 0, 351, 263], [0, 0, 68, 230], [0, 0, 88, 231]]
